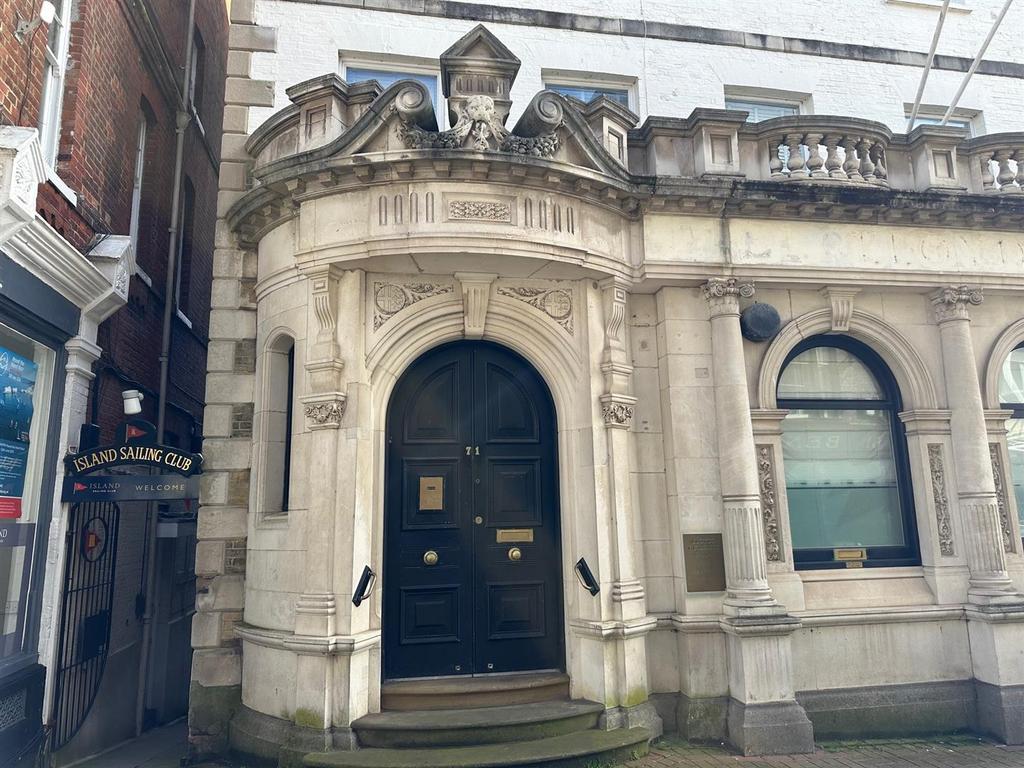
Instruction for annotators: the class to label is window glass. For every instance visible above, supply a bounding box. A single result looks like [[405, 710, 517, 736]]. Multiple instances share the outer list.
[[910, 115, 973, 135], [725, 98, 799, 122], [778, 346, 884, 400], [783, 408, 903, 548], [1000, 345, 1024, 531], [1009, 419, 1024, 530], [0, 325, 55, 661], [346, 67, 439, 114], [546, 84, 630, 107], [39, 0, 72, 167], [998, 346, 1024, 405]]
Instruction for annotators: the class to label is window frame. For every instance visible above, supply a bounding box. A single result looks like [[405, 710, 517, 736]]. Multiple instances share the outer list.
[[541, 69, 637, 113], [777, 335, 921, 570], [38, 0, 73, 169], [128, 115, 148, 258], [999, 342, 1024, 545], [188, 27, 207, 133], [904, 104, 981, 136], [341, 52, 445, 128]]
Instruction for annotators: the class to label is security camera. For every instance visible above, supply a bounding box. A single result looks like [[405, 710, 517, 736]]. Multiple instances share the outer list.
[[14, 2, 57, 42]]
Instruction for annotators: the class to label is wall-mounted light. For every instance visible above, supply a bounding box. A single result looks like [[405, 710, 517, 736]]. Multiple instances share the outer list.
[[121, 389, 144, 416], [14, 2, 56, 43], [574, 557, 600, 596], [352, 565, 376, 607]]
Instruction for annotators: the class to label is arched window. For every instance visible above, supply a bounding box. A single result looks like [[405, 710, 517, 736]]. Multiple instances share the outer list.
[[263, 336, 295, 517], [999, 343, 1024, 538], [777, 336, 919, 569]]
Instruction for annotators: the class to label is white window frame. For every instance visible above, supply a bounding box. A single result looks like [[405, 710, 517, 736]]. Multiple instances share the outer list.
[[188, 29, 206, 136], [38, 0, 73, 169], [905, 104, 981, 136], [541, 69, 637, 113], [724, 86, 812, 122], [129, 117, 148, 259], [340, 51, 445, 128]]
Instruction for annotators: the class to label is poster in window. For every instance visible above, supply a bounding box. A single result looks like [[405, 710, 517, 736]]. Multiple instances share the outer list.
[[0, 347, 36, 519]]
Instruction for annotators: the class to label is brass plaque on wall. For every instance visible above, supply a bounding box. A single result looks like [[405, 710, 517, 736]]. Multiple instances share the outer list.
[[418, 477, 444, 510], [683, 533, 727, 593], [496, 528, 534, 543]]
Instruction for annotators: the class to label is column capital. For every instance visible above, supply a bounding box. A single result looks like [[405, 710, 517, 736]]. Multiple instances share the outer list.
[[931, 285, 983, 323], [702, 277, 754, 316]]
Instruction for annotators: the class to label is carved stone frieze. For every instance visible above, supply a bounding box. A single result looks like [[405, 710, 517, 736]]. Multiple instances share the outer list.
[[303, 398, 346, 429], [931, 285, 984, 323], [990, 443, 1015, 553], [756, 445, 782, 562], [497, 284, 573, 334], [372, 280, 454, 331], [928, 444, 955, 557], [600, 398, 635, 429], [449, 200, 512, 222], [397, 94, 560, 157]]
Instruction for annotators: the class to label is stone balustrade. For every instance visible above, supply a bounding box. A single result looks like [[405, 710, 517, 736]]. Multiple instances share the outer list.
[[749, 116, 894, 186], [962, 133, 1024, 195]]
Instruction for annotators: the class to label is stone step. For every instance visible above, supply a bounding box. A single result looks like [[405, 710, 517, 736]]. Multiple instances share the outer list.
[[303, 727, 651, 768], [380, 672, 570, 711], [354, 700, 604, 748]]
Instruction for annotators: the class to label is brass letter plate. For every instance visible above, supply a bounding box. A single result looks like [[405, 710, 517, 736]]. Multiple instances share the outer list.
[[834, 548, 867, 568], [683, 533, 726, 593], [418, 477, 444, 510], [496, 528, 534, 543]]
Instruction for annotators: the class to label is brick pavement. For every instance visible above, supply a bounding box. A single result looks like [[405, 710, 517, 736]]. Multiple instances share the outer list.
[[626, 735, 1024, 768]]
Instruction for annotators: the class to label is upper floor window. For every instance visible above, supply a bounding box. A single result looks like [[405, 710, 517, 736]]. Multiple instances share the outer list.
[[189, 28, 207, 130], [175, 178, 196, 320], [778, 336, 919, 570], [906, 107, 979, 136], [128, 112, 149, 257], [999, 344, 1024, 533], [724, 98, 799, 122], [39, 0, 73, 168], [542, 70, 635, 111], [342, 53, 442, 123]]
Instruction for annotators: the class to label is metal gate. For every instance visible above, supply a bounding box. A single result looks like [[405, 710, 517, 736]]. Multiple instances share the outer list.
[[50, 501, 120, 751]]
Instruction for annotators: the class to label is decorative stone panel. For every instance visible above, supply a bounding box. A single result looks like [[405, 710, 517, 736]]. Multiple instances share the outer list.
[[496, 284, 574, 334], [928, 444, 955, 557], [372, 280, 454, 331], [756, 445, 782, 562], [991, 443, 1015, 553]]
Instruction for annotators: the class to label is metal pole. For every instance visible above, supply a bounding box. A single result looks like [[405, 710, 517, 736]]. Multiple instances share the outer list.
[[135, 0, 196, 736], [906, 0, 951, 132], [941, 0, 1014, 125]]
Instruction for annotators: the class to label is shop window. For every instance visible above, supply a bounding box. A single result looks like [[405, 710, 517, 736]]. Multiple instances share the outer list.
[[263, 336, 295, 517], [777, 336, 919, 569], [999, 343, 1024, 542], [0, 325, 56, 662]]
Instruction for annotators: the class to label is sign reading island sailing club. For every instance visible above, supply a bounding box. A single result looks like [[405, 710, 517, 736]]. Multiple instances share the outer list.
[[61, 419, 203, 502]]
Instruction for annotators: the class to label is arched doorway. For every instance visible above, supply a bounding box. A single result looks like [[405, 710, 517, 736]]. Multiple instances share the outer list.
[[383, 341, 564, 680]]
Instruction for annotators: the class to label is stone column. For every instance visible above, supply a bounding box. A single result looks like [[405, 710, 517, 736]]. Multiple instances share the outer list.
[[702, 278, 781, 616], [933, 286, 1024, 745], [702, 278, 813, 756], [931, 286, 1019, 604]]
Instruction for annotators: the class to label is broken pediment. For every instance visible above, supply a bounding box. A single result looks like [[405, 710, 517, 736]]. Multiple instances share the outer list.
[[441, 24, 521, 126]]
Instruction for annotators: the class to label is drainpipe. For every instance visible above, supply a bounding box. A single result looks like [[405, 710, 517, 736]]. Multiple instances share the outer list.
[[940, 0, 1014, 125], [906, 0, 951, 132], [135, 0, 197, 736]]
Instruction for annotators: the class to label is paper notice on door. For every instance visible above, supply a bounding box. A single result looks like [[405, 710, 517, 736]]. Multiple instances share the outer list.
[[419, 477, 444, 510]]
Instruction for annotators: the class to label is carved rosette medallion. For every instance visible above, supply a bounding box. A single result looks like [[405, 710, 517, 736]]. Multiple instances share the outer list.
[[931, 285, 984, 323], [756, 445, 782, 562], [372, 281, 454, 330], [928, 444, 955, 557], [497, 285, 573, 334], [303, 398, 346, 429], [990, 443, 1015, 553]]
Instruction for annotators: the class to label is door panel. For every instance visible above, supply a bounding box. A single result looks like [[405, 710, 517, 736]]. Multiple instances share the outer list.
[[384, 342, 563, 680]]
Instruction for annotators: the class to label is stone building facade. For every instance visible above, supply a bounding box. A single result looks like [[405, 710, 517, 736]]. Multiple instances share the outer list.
[[194, 2, 1024, 763]]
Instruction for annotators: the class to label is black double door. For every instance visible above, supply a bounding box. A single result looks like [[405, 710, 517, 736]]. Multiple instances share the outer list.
[[384, 341, 564, 680]]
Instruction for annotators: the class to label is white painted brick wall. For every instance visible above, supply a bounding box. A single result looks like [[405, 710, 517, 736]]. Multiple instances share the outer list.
[[248, 1, 1024, 137]]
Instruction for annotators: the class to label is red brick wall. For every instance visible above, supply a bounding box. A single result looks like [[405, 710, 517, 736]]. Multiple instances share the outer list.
[[0, 0, 227, 442]]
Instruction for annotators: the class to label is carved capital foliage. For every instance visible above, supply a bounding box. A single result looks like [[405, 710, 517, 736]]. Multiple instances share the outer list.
[[600, 394, 636, 429], [702, 277, 754, 316], [302, 395, 347, 430], [931, 285, 983, 323]]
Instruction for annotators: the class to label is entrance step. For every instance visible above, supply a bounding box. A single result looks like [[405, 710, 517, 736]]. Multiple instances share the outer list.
[[303, 727, 651, 768], [353, 700, 605, 748], [380, 672, 570, 711]]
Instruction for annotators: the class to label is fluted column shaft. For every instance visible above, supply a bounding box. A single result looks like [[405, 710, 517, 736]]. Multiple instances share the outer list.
[[703, 279, 780, 615], [933, 286, 1017, 602]]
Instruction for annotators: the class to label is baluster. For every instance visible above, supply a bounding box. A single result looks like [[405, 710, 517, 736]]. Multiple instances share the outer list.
[[857, 138, 875, 182], [768, 137, 785, 179], [785, 133, 808, 179], [841, 137, 863, 182], [870, 142, 888, 186], [995, 149, 1017, 192], [1014, 149, 1024, 193], [805, 133, 826, 178], [824, 134, 844, 180], [980, 152, 996, 192]]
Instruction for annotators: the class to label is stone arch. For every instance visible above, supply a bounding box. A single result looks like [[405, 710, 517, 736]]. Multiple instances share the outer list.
[[757, 307, 939, 410], [984, 317, 1024, 409]]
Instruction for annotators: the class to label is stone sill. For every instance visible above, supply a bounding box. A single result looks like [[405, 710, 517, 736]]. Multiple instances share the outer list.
[[799, 565, 926, 582]]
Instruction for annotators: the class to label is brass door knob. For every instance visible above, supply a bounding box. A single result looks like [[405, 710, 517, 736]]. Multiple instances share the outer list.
[[508, 547, 522, 562], [423, 550, 439, 566]]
